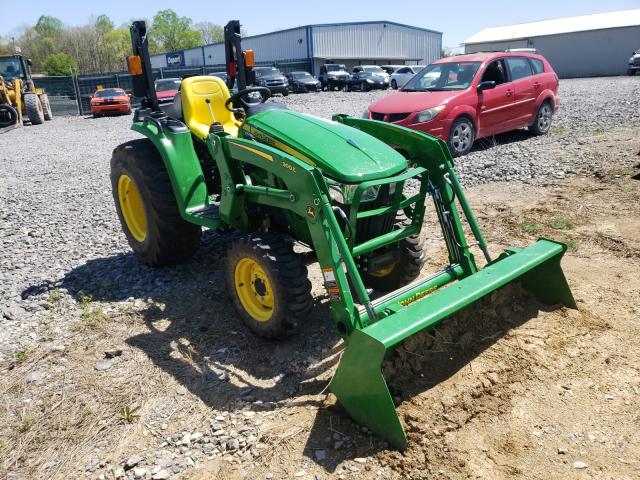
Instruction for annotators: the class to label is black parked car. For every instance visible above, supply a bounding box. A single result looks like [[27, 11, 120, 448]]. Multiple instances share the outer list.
[[285, 71, 321, 93], [253, 66, 289, 96], [344, 66, 390, 91]]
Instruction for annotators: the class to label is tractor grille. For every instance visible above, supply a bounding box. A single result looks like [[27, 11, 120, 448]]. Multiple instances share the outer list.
[[354, 187, 396, 245]]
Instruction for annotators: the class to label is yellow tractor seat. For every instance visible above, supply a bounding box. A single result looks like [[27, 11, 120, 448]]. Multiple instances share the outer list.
[[180, 75, 241, 139]]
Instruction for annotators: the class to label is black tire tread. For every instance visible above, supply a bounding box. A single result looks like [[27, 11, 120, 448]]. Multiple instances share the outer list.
[[528, 100, 553, 136], [41, 94, 53, 120], [361, 214, 426, 291], [25, 93, 44, 125], [110, 139, 201, 267], [226, 233, 312, 339], [447, 116, 475, 158]]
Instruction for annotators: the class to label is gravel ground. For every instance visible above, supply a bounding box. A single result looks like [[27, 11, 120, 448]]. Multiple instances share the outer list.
[[1, 76, 638, 357], [0, 75, 638, 479]]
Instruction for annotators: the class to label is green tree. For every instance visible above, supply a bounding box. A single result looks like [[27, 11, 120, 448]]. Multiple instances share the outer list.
[[193, 21, 223, 44], [150, 9, 203, 52], [35, 16, 64, 38], [105, 29, 131, 71], [43, 52, 78, 75], [95, 14, 114, 33]]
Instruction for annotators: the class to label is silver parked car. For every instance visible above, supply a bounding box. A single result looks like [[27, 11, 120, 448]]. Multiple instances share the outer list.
[[628, 48, 640, 76], [389, 65, 424, 89]]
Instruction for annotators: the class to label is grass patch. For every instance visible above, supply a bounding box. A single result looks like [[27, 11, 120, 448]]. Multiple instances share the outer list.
[[120, 404, 141, 423], [73, 290, 109, 330], [46, 288, 62, 309], [607, 167, 629, 176], [548, 218, 574, 230], [15, 351, 28, 363], [75, 306, 108, 331], [76, 407, 93, 426], [564, 240, 579, 252], [550, 127, 568, 136], [18, 417, 35, 433], [518, 221, 542, 234]]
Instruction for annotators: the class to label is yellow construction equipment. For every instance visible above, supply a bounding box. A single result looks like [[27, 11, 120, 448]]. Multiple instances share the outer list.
[[0, 54, 53, 129]]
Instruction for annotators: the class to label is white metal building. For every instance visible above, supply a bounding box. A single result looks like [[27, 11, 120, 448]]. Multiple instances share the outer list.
[[150, 21, 442, 75], [463, 9, 640, 78]]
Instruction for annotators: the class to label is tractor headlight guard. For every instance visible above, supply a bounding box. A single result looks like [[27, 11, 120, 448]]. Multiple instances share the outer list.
[[329, 183, 381, 204], [415, 105, 445, 123]]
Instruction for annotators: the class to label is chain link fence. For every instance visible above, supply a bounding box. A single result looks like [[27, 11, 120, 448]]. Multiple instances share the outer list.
[[33, 59, 312, 117]]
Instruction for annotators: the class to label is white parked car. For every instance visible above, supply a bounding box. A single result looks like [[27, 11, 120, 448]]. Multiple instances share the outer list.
[[389, 65, 425, 89]]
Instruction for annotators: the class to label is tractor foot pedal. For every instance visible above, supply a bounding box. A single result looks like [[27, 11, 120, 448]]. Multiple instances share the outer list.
[[190, 204, 220, 220]]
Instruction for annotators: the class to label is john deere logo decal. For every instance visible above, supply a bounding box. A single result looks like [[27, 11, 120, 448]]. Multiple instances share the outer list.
[[306, 205, 316, 218]]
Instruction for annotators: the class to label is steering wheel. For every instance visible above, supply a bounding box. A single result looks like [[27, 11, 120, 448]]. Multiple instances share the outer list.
[[225, 87, 271, 113]]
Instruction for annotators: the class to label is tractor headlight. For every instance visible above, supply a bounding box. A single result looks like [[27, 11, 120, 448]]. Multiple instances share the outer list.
[[415, 105, 445, 123], [329, 183, 380, 204]]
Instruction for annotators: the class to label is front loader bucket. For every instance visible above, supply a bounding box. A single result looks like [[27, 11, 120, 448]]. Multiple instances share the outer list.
[[329, 238, 576, 449]]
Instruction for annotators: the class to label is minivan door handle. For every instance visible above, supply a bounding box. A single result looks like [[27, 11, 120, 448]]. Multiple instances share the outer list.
[[533, 81, 541, 89]]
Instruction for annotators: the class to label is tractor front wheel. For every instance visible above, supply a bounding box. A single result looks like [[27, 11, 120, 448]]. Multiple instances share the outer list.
[[361, 216, 426, 291], [226, 233, 312, 339], [24, 93, 44, 125], [110, 139, 201, 267]]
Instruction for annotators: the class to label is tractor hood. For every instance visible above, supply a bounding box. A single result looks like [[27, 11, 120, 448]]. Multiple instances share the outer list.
[[242, 109, 407, 183]]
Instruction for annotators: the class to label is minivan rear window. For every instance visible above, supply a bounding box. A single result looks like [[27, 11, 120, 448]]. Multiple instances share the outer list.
[[529, 58, 545, 74]]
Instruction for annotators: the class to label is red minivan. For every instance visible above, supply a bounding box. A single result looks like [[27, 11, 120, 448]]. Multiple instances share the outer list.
[[366, 51, 559, 157]]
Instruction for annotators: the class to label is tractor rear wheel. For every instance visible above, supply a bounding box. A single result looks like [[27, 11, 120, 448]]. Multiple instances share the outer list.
[[110, 139, 201, 267], [40, 94, 53, 120], [226, 233, 312, 339], [361, 216, 426, 291], [25, 93, 44, 125]]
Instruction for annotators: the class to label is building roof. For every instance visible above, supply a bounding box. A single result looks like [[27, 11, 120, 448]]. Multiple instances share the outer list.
[[463, 9, 640, 45], [209, 21, 441, 45]]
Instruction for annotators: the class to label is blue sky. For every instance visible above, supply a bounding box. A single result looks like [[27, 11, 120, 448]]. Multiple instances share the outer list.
[[1, 0, 638, 48]]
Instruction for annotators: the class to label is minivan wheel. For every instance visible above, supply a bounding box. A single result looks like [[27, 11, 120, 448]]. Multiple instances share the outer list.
[[529, 102, 553, 135], [447, 117, 475, 157]]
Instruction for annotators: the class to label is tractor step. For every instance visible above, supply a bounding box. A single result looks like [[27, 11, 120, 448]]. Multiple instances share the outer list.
[[187, 204, 223, 229], [190, 204, 220, 219]]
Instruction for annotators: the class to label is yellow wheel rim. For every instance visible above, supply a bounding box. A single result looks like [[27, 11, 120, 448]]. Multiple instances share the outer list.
[[369, 263, 396, 277], [118, 174, 147, 242], [234, 258, 274, 322]]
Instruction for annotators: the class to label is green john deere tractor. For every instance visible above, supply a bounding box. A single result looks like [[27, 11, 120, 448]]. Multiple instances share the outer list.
[[111, 20, 576, 449]]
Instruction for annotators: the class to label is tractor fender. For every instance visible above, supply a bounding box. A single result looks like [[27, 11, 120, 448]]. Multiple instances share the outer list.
[[130, 121, 209, 219]]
